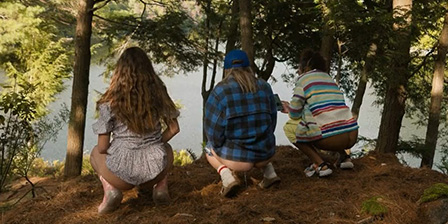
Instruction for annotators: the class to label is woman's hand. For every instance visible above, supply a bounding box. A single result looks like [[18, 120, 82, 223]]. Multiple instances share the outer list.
[[281, 101, 290, 114]]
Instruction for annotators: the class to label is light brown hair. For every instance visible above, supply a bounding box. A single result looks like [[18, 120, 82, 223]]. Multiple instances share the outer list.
[[97, 47, 177, 134], [223, 67, 258, 93]]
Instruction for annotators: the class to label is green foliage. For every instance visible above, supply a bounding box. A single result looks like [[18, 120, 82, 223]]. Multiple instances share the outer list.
[[361, 196, 388, 216], [92, 1, 202, 77], [0, 80, 68, 192], [253, 0, 322, 67], [25, 154, 95, 178], [0, 85, 36, 192], [173, 149, 195, 166], [28, 158, 64, 177], [81, 155, 95, 176], [0, 1, 73, 117], [419, 183, 448, 203]]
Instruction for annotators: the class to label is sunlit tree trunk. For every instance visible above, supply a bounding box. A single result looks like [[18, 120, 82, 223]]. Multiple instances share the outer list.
[[351, 43, 377, 120], [420, 13, 448, 168], [239, 0, 255, 72], [376, 0, 412, 154], [64, 0, 94, 177]]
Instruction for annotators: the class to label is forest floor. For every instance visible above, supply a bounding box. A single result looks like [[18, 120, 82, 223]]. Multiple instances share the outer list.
[[1, 146, 448, 224]]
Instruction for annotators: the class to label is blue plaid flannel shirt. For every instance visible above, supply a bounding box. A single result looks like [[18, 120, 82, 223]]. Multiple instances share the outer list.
[[204, 77, 277, 162]]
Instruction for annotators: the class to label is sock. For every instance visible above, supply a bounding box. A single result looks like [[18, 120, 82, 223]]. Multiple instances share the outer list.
[[217, 165, 236, 187], [262, 162, 277, 179]]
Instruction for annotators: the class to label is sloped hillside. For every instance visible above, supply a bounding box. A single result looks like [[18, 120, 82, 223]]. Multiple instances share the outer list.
[[2, 146, 448, 224]]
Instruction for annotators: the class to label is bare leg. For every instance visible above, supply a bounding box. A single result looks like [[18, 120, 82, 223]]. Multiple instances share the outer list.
[[206, 149, 254, 172], [90, 146, 133, 190], [293, 142, 325, 165], [138, 143, 174, 205], [205, 149, 246, 197], [90, 146, 132, 213]]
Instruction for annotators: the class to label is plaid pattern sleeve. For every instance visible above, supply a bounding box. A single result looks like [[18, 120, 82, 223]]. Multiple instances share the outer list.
[[204, 88, 226, 149]]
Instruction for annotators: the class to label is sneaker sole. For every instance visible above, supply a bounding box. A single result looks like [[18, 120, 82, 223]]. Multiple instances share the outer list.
[[258, 176, 281, 189], [98, 190, 123, 214], [318, 168, 333, 177], [340, 162, 354, 169], [221, 181, 240, 198]]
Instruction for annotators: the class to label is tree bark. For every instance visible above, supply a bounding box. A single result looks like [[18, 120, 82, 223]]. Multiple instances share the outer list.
[[64, 0, 94, 177], [223, 0, 239, 79], [376, 0, 412, 154], [351, 43, 377, 120], [239, 0, 256, 72], [201, 0, 211, 144], [257, 26, 275, 81], [225, 0, 239, 54], [420, 13, 448, 168], [319, 1, 334, 73]]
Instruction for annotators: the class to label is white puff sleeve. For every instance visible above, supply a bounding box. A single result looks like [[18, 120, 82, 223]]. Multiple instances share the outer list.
[[92, 104, 114, 134]]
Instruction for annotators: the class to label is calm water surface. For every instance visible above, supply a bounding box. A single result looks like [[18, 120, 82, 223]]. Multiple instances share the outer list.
[[42, 65, 443, 169]]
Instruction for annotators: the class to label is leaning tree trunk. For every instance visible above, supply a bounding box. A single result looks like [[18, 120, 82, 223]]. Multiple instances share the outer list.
[[64, 0, 94, 177], [376, 0, 412, 154], [420, 13, 448, 168], [351, 43, 377, 120], [239, 0, 256, 72]]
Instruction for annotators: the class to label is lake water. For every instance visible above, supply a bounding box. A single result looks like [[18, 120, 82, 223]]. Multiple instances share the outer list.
[[42, 64, 444, 169]]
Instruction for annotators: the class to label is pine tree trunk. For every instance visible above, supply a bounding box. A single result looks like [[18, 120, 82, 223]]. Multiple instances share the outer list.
[[201, 0, 211, 144], [351, 43, 377, 120], [420, 13, 448, 168], [320, 24, 334, 73], [223, 0, 239, 79], [64, 0, 94, 177], [225, 0, 239, 54], [319, 1, 334, 73], [376, 0, 412, 154], [239, 0, 255, 72]]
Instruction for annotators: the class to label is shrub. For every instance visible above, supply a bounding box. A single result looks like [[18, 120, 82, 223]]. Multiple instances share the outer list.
[[81, 155, 95, 176], [419, 183, 448, 203], [361, 196, 388, 216], [173, 149, 195, 166]]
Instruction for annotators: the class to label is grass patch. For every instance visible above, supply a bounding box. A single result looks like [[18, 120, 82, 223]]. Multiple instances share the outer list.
[[419, 183, 448, 203], [361, 196, 388, 216]]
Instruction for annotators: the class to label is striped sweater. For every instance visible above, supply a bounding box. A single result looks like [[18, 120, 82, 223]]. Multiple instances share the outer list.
[[288, 70, 358, 142]]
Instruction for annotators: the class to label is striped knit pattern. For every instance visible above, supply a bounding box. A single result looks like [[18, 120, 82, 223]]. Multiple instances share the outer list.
[[288, 70, 358, 142]]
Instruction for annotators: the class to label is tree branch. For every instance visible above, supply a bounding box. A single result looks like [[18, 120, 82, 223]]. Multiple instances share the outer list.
[[137, 0, 167, 7], [93, 14, 137, 27], [92, 0, 112, 12], [409, 45, 437, 78]]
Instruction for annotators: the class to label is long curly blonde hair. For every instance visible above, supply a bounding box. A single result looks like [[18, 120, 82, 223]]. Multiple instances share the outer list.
[[97, 47, 177, 134]]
